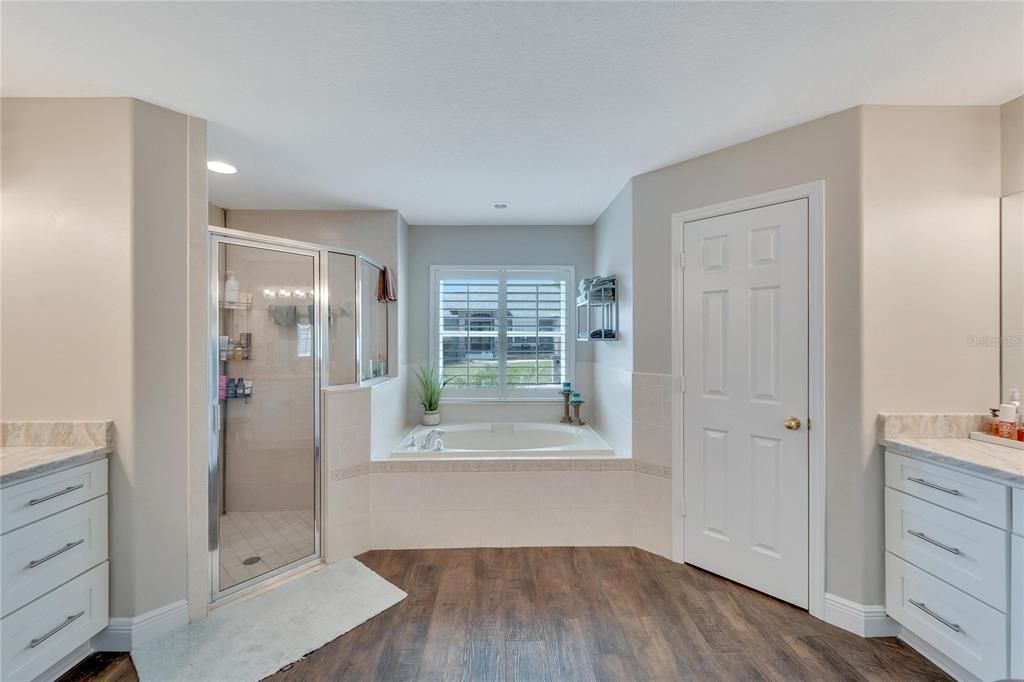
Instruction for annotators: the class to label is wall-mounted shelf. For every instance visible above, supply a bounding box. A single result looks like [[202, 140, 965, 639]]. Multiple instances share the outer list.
[[219, 293, 253, 311], [576, 275, 617, 341]]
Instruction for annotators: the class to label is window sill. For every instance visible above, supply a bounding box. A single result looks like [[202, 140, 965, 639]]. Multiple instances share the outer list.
[[440, 397, 564, 405]]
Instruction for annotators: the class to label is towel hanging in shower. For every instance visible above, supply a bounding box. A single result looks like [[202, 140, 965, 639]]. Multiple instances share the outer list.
[[376, 266, 398, 303], [268, 304, 297, 326]]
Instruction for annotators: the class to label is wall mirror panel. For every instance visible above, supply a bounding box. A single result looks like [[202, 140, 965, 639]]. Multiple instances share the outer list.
[[1002, 191, 1024, 400]]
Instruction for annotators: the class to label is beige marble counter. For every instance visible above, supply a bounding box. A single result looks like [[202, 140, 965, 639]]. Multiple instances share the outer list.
[[880, 437, 1024, 486], [0, 445, 111, 487]]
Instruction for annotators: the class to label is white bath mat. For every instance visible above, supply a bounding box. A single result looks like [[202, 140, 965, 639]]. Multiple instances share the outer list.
[[131, 559, 406, 682]]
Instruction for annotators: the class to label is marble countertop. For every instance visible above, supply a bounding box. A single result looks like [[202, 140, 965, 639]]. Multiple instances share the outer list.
[[0, 445, 111, 487], [880, 437, 1024, 486]]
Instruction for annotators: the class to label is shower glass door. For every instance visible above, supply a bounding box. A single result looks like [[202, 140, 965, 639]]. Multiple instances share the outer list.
[[211, 237, 320, 599]]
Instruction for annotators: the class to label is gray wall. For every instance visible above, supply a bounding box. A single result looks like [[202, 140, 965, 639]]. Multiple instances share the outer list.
[[626, 104, 1003, 606], [593, 182, 633, 373], [405, 224, 595, 368]]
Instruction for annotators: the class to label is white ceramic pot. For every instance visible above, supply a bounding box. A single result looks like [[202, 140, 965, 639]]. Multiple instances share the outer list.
[[422, 410, 441, 426]]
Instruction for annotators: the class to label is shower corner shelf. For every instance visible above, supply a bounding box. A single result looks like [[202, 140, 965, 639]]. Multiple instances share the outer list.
[[220, 293, 253, 311], [576, 275, 618, 342]]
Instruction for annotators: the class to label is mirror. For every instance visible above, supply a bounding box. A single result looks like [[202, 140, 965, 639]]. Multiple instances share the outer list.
[[1002, 191, 1024, 401]]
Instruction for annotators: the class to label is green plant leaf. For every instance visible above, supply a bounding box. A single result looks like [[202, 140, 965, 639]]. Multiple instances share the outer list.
[[415, 361, 448, 411]]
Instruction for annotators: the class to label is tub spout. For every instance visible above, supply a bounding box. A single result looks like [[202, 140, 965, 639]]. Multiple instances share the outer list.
[[422, 428, 445, 450]]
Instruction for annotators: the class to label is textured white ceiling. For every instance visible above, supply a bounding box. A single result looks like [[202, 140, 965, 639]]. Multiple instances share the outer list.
[[3, 2, 1022, 225]]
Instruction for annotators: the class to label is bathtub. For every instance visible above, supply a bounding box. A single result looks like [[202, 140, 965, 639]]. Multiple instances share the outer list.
[[392, 422, 617, 459]]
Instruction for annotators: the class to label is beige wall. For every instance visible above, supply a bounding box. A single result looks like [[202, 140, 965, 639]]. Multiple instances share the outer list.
[[226, 209, 400, 266], [1, 98, 204, 618], [208, 202, 226, 227], [859, 106, 1001, 602], [1003, 95, 1024, 196]]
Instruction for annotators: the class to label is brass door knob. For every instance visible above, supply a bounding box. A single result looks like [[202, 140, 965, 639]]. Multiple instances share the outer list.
[[784, 416, 802, 431]]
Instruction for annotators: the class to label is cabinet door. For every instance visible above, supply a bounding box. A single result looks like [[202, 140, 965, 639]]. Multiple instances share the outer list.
[[1012, 534, 1023, 678]]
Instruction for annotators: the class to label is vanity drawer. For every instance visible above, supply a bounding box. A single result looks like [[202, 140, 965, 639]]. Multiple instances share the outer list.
[[1, 496, 108, 617], [885, 488, 1007, 610], [1, 459, 108, 534], [886, 451, 1008, 528], [0, 561, 108, 682], [886, 552, 1007, 682]]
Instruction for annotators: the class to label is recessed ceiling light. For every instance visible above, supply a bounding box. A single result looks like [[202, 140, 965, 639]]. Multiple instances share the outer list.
[[207, 160, 237, 175], [492, 201, 510, 209]]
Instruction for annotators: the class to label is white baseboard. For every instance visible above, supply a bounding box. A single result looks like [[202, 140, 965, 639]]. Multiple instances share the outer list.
[[898, 629, 978, 682], [822, 593, 900, 637], [38, 642, 93, 682], [92, 599, 189, 652]]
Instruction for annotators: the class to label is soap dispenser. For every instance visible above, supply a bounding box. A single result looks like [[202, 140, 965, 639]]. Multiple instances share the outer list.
[[997, 403, 1018, 439], [224, 271, 240, 305]]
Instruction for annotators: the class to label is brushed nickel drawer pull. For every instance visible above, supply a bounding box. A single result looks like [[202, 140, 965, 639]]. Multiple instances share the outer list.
[[907, 530, 961, 555], [909, 599, 962, 633], [28, 539, 85, 568], [28, 484, 85, 506], [29, 611, 85, 648], [906, 476, 961, 496]]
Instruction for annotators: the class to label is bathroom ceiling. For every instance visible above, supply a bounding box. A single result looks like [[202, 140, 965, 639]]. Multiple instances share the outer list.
[[3, 2, 1021, 225]]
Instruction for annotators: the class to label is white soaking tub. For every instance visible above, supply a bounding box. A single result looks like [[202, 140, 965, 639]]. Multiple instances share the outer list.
[[392, 422, 617, 459]]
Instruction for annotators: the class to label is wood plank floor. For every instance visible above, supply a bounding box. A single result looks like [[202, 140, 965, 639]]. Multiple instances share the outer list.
[[63, 547, 948, 681]]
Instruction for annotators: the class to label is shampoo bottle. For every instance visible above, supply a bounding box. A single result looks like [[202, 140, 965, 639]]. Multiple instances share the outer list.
[[224, 271, 240, 305]]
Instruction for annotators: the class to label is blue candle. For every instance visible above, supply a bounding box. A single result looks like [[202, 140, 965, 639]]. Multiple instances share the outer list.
[[570, 391, 582, 404], [562, 381, 572, 391]]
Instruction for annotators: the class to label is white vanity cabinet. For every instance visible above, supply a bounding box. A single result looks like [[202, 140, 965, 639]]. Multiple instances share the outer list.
[[1012, 489, 1023, 679], [884, 449, 1021, 682], [0, 458, 109, 681]]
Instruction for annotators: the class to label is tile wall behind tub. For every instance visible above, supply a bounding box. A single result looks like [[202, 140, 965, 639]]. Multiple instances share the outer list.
[[591, 362, 632, 457], [631, 371, 674, 559], [370, 377, 408, 458], [323, 387, 372, 562], [631, 372, 674, 471], [368, 466, 635, 549]]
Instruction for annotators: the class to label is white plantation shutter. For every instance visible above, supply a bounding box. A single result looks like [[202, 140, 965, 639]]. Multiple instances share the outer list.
[[432, 266, 574, 400], [437, 272, 501, 396], [504, 272, 568, 395]]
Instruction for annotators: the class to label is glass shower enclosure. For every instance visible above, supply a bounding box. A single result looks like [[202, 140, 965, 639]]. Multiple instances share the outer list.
[[209, 228, 388, 602]]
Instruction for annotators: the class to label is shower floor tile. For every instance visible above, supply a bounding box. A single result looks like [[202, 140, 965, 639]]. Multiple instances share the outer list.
[[218, 509, 315, 589]]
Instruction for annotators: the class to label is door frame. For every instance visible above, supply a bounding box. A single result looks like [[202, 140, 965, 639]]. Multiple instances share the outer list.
[[207, 229, 325, 604], [670, 181, 826, 620]]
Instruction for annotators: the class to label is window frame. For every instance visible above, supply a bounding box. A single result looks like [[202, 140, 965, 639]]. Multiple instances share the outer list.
[[429, 264, 575, 402]]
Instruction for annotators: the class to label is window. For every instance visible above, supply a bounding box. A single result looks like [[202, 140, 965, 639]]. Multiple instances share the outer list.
[[431, 266, 574, 400]]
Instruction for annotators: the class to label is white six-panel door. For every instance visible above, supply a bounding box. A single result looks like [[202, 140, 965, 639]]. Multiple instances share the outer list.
[[682, 199, 809, 608]]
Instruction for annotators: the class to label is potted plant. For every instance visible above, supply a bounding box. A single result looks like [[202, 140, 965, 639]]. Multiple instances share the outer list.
[[415, 362, 453, 426]]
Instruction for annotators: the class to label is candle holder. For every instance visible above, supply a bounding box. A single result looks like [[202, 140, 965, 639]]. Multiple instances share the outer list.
[[560, 388, 573, 423], [570, 392, 585, 426]]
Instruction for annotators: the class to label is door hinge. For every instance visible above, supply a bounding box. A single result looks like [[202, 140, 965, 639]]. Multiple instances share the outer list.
[[678, 252, 686, 269], [677, 375, 685, 393], [678, 498, 686, 518]]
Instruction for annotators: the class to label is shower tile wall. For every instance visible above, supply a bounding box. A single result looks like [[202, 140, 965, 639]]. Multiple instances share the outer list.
[[222, 250, 315, 513]]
